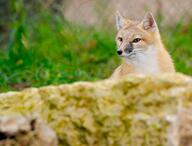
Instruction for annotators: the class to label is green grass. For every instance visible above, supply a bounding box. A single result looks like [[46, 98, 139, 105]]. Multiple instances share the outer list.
[[162, 24, 192, 74], [0, 12, 191, 92], [0, 12, 118, 92]]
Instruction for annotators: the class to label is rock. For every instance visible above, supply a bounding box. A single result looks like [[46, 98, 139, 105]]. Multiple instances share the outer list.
[[0, 73, 191, 146], [167, 107, 192, 146], [0, 116, 58, 146]]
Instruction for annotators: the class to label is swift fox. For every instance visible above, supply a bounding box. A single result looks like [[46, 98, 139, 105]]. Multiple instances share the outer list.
[[111, 12, 175, 78]]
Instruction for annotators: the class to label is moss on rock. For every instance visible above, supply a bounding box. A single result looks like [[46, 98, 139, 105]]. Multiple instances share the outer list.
[[0, 73, 191, 146]]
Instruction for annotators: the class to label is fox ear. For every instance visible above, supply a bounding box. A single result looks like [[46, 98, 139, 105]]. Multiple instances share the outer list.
[[116, 11, 126, 30], [141, 12, 157, 32]]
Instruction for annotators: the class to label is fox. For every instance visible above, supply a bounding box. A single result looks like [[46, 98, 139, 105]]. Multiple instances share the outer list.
[[111, 12, 175, 78]]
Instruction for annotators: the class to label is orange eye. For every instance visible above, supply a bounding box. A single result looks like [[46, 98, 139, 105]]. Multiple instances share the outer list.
[[132, 38, 141, 43], [117, 37, 123, 42]]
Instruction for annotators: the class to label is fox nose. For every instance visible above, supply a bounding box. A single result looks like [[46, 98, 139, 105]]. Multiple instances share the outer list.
[[117, 50, 123, 55]]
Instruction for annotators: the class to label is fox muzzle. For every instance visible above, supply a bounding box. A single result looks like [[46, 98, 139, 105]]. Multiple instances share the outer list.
[[125, 43, 133, 53], [117, 43, 133, 56]]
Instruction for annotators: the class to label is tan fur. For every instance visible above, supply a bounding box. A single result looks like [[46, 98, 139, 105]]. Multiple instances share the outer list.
[[111, 12, 175, 78], [112, 59, 135, 77]]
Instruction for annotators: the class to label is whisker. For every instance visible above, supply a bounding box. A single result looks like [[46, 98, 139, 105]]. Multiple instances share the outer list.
[[134, 49, 143, 51], [133, 51, 144, 54]]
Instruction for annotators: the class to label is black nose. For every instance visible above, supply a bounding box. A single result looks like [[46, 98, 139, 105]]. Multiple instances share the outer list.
[[117, 50, 123, 55]]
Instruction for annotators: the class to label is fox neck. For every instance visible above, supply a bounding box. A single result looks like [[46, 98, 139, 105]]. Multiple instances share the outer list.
[[123, 41, 163, 74]]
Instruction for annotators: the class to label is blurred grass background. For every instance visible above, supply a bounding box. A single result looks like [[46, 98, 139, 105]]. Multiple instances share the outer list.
[[0, 0, 191, 92]]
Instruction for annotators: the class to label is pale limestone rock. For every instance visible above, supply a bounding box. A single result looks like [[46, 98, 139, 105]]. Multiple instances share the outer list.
[[0, 116, 58, 146], [0, 73, 191, 146], [168, 107, 192, 146]]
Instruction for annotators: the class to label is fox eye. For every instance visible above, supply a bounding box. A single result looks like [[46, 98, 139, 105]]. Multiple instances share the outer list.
[[117, 37, 123, 42], [132, 38, 141, 43]]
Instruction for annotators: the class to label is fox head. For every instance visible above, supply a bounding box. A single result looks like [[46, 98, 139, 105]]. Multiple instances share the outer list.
[[115, 12, 160, 59]]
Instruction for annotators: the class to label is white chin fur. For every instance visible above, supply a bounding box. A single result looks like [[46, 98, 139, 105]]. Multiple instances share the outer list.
[[125, 45, 160, 74]]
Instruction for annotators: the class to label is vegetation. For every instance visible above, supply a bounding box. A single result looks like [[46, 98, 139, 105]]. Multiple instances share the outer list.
[[0, 1, 191, 92]]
